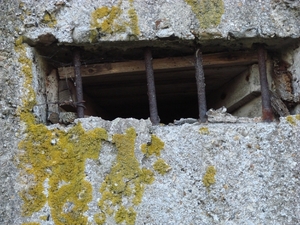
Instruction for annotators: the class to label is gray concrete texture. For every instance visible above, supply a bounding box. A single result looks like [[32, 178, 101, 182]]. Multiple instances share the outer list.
[[13, 116, 300, 225], [81, 116, 300, 225], [0, 0, 300, 225], [17, 0, 300, 43]]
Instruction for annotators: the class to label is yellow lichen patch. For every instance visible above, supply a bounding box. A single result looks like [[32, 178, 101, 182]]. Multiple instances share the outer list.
[[98, 128, 154, 225], [15, 36, 24, 46], [94, 212, 106, 225], [153, 158, 171, 175], [296, 114, 300, 120], [18, 116, 107, 224], [141, 135, 165, 157], [127, 7, 140, 35], [202, 166, 216, 189], [15, 39, 167, 225], [42, 11, 57, 28], [14, 37, 36, 112], [90, 0, 140, 41], [185, 0, 224, 29], [199, 127, 209, 135], [39, 215, 47, 221], [286, 115, 296, 125], [91, 5, 123, 34], [115, 206, 136, 225], [16, 39, 108, 225]]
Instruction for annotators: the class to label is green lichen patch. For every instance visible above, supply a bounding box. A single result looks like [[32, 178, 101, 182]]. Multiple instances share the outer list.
[[90, 0, 140, 42], [153, 158, 171, 175], [185, 0, 224, 29], [199, 127, 209, 135], [286, 115, 296, 125], [141, 135, 165, 157], [97, 128, 155, 225], [202, 166, 216, 190]]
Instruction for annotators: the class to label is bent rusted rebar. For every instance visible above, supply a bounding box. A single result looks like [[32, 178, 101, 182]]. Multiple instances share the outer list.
[[144, 48, 160, 125]]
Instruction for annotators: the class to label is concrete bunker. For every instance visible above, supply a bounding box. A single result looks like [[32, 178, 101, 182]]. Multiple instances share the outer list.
[[3, 0, 300, 224], [32, 39, 298, 125]]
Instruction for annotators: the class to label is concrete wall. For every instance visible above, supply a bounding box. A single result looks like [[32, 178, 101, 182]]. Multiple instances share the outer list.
[[1, 1, 300, 225], [18, 0, 300, 45]]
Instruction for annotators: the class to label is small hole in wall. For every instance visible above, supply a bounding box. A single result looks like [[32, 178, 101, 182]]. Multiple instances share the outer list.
[[36, 43, 265, 124]]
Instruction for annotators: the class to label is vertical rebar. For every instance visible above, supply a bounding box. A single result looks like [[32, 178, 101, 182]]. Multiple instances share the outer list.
[[144, 48, 160, 125], [195, 48, 207, 123], [73, 48, 84, 118], [257, 44, 274, 122]]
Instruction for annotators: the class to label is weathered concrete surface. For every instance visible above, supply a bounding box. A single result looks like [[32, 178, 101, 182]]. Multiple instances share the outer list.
[[138, 117, 300, 225], [0, 2, 25, 224], [16, 116, 300, 225], [18, 0, 300, 46], [1, 0, 300, 225]]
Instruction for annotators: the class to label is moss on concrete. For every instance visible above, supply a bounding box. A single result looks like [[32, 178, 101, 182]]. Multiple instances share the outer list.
[[185, 0, 224, 29]]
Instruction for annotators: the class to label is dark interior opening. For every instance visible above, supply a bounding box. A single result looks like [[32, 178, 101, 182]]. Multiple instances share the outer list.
[[80, 64, 250, 124], [32, 38, 298, 124], [37, 44, 253, 124]]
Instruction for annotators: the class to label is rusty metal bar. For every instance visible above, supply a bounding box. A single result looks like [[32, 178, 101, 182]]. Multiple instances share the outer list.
[[144, 48, 160, 125], [257, 44, 274, 122], [73, 48, 85, 118], [195, 48, 207, 123]]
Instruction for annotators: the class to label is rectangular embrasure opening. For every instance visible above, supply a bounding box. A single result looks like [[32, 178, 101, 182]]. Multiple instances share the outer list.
[[35, 42, 294, 125]]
